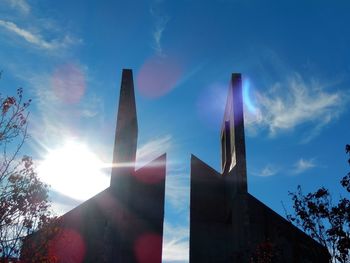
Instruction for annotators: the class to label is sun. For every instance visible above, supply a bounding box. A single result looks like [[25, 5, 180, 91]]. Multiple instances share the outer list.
[[38, 140, 110, 201]]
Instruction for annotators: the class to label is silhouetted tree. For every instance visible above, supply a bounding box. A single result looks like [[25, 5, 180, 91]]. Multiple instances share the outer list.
[[0, 79, 53, 261], [286, 144, 350, 263]]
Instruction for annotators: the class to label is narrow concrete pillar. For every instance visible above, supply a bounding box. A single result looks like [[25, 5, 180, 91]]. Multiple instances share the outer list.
[[110, 69, 138, 187], [221, 73, 247, 193]]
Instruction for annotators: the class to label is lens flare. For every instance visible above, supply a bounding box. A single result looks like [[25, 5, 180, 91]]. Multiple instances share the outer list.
[[242, 79, 257, 113], [49, 228, 86, 263], [134, 159, 166, 184], [52, 63, 86, 104], [137, 56, 183, 98], [196, 83, 227, 129], [134, 233, 162, 263]]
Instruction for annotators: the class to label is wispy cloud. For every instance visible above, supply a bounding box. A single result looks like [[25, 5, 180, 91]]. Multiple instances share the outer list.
[[79, 94, 104, 118], [247, 73, 347, 140], [252, 158, 317, 177], [292, 158, 316, 174], [27, 64, 85, 110], [4, 0, 30, 14], [253, 164, 279, 177], [150, 2, 169, 56], [152, 17, 168, 56], [9, 64, 103, 155], [0, 19, 80, 50], [165, 170, 189, 211], [136, 135, 172, 168], [50, 190, 81, 208], [136, 134, 189, 212], [162, 222, 189, 263]]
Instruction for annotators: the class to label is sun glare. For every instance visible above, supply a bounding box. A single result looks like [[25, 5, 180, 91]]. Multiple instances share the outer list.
[[38, 140, 110, 201]]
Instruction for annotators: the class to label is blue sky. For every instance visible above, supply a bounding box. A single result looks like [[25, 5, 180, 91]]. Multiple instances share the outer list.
[[1, 0, 350, 262]]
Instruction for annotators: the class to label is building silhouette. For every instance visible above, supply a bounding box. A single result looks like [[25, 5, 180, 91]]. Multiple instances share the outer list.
[[22, 69, 166, 263], [22, 70, 329, 262], [190, 73, 329, 262]]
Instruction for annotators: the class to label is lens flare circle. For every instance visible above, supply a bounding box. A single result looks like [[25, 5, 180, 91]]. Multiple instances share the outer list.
[[137, 56, 182, 98], [196, 83, 227, 129], [134, 233, 162, 263], [242, 79, 257, 113], [49, 228, 86, 262], [52, 63, 86, 104]]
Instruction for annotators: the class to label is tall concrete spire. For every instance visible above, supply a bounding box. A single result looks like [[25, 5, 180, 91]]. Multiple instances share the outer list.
[[110, 69, 138, 187], [220, 73, 247, 193]]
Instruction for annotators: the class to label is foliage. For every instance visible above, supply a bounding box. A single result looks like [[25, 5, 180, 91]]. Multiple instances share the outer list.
[[250, 240, 276, 263], [0, 83, 52, 260], [20, 217, 62, 263], [287, 144, 350, 263]]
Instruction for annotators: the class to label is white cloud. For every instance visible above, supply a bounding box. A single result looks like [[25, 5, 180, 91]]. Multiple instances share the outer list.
[[165, 171, 189, 211], [79, 93, 104, 118], [252, 159, 316, 177], [10, 65, 102, 154], [136, 135, 172, 168], [162, 222, 189, 263], [153, 18, 168, 56], [248, 73, 347, 139], [51, 201, 76, 216], [49, 190, 82, 216], [4, 0, 30, 14], [0, 19, 81, 50], [253, 164, 279, 177], [150, 3, 169, 56], [292, 158, 316, 174], [136, 135, 190, 212]]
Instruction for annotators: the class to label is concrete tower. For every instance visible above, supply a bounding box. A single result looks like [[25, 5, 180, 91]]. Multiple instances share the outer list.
[[111, 69, 138, 187], [221, 73, 247, 194], [190, 73, 329, 262]]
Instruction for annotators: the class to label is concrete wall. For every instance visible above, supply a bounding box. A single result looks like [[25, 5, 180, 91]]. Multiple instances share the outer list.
[[246, 193, 329, 263], [190, 155, 329, 263], [190, 155, 232, 263]]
